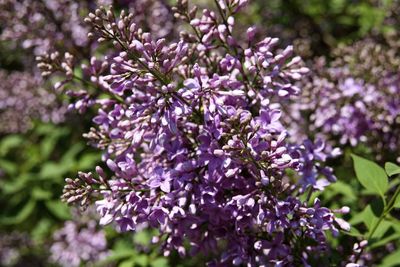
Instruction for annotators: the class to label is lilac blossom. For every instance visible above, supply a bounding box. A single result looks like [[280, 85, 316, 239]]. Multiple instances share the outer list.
[[53, 1, 350, 265], [0, 232, 31, 267], [0, 71, 66, 133], [286, 40, 400, 162], [50, 219, 109, 267]]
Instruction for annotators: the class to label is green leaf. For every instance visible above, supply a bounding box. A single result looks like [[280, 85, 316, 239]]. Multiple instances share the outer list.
[[134, 255, 149, 266], [40, 127, 69, 159], [0, 159, 17, 175], [373, 220, 392, 239], [78, 153, 100, 170], [0, 135, 23, 156], [99, 240, 136, 265], [371, 198, 385, 217], [385, 162, 400, 177], [327, 181, 357, 202], [39, 162, 72, 179], [370, 232, 400, 249], [349, 205, 378, 230], [32, 187, 53, 200], [97, 251, 134, 266], [394, 194, 400, 208], [45, 201, 71, 220], [119, 258, 136, 267], [0, 201, 35, 225], [380, 249, 400, 267], [2, 173, 31, 194], [352, 154, 388, 198], [150, 258, 169, 267], [31, 219, 53, 242], [343, 226, 363, 237], [134, 230, 152, 246]]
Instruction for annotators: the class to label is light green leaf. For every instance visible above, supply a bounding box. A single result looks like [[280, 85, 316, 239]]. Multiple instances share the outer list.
[[394, 194, 400, 208], [373, 220, 393, 239], [151, 258, 168, 267], [32, 187, 52, 200], [31, 219, 52, 242], [349, 205, 378, 230], [343, 226, 363, 237], [39, 162, 72, 179], [352, 154, 388, 198], [0, 135, 23, 156], [134, 230, 152, 246], [327, 181, 357, 202], [370, 232, 400, 249], [119, 258, 136, 267], [2, 173, 31, 194], [99, 240, 136, 265], [45, 201, 71, 220], [134, 255, 149, 266], [385, 162, 400, 177], [380, 249, 400, 267], [0, 159, 17, 175], [78, 153, 100, 170]]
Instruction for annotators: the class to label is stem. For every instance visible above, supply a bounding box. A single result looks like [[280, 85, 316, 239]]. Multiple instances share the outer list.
[[354, 184, 400, 263], [72, 74, 125, 103], [305, 186, 313, 203], [368, 185, 400, 240]]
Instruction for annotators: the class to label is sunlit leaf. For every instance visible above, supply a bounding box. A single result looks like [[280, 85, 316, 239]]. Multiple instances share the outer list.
[[380, 249, 400, 267], [352, 154, 388, 198], [385, 162, 400, 177]]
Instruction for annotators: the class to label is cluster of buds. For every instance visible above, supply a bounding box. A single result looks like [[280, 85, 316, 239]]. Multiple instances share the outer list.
[[37, 52, 74, 83], [61, 170, 107, 210]]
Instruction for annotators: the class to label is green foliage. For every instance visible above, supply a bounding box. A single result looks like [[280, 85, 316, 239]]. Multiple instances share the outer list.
[[351, 154, 388, 199], [99, 231, 169, 267], [346, 155, 400, 264], [0, 121, 101, 264], [385, 162, 400, 177], [321, 153, 400, 265]]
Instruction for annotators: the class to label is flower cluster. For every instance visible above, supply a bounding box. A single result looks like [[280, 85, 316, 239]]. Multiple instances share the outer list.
[[50, 216, 109, 267], [0, 0, 176, 58], [0, 71, 66, 134], [0, 0, 91, 56], [54, 1, 350, 266], [287, 39, 400, 161], [0, 0, 176, 134]]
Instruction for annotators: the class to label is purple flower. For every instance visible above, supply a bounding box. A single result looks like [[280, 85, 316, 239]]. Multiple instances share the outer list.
[[56, 2, 351, 266]]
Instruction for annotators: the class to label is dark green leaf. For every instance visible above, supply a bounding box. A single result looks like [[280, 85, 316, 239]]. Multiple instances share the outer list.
[[371, 198, 384, 217], [0, 201, 35, 225]]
